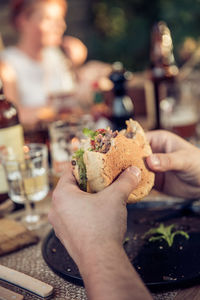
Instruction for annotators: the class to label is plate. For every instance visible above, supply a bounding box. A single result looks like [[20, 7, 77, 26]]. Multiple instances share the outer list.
[[42, 202, 200, 290]]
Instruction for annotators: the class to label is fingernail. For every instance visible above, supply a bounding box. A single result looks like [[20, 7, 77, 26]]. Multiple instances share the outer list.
[[150, 154, 160, 166], [128, 166, 141, 181]]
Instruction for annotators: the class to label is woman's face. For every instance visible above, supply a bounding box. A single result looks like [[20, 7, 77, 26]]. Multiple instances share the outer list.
[[19, 2, 66, 47]]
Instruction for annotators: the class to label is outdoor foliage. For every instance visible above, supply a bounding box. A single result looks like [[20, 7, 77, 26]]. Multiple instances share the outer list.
[[89, 0, 200, 71]]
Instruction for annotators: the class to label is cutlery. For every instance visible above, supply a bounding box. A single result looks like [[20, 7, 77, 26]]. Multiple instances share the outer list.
[[0, 285, 24, 300], [0, 265, 53, 298]]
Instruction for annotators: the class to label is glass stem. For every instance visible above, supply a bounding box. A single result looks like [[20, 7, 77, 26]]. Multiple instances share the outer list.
[[24, 195, 33, 218]]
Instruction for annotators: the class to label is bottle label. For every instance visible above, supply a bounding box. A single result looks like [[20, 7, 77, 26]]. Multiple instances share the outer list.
[[113, 96, 133, 117], [0, 165, 8, 194], [0, 124, 24, 194]]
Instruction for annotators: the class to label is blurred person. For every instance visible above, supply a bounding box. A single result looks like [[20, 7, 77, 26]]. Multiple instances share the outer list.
[[62, 35, 88, 68], [49, 130, 200, 300], [61, 35, 113, 111], [0, 0, 77, 125], [0, 0, 113, 126], [61, 35, 112, 84], [179, 37, 198, 66]]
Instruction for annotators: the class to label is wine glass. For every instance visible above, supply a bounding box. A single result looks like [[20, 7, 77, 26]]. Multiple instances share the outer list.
[[3, 143, 49, 230]]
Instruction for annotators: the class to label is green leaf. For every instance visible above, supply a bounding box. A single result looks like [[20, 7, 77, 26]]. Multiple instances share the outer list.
[[72, 149, 87, 191], [73, 148, 84, 159], [83, 128, 98, 140], [149, 236, 164, 243], [143, 227, 159, 237], [144, 223, 190, 247], [171, 231, 189, 241], [165, 224, 175, 236], [167, 235, 174, 247]]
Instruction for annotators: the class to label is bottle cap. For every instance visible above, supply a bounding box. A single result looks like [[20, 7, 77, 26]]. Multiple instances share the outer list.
[[112, 61, 123, 72]]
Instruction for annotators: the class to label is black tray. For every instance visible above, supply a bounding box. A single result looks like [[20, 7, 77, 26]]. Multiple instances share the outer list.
[[42, 202, 200, 290]]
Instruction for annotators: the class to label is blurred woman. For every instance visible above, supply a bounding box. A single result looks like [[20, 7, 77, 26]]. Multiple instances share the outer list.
[[0, 0, 77, 125]]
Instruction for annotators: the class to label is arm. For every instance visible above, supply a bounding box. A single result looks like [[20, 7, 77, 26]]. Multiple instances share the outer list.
[[0, 61, 44, 126], [62, 35, 88, 67], [146, 130, 200, 198], [79, 243, 152, 300], [48, 164, 153, 300], [0, 61, 20, 106]]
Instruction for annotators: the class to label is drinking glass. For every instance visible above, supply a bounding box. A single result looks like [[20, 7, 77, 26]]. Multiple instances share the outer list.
[[160, 81, 199, 139], [3, 143, 49, 230], [49, 120, 84, 187]]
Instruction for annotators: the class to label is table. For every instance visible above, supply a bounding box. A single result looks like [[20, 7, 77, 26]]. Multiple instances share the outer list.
[[0, 195, 199, 299]]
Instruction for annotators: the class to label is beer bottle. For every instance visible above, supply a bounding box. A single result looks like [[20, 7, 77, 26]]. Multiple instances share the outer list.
[[150, 21, 179, 129], [109, 62, 134, 131], [0, 79, 24, 203]]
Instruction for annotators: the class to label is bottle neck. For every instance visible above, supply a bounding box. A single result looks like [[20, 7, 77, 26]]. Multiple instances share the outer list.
[[113, 82, 126, 97]]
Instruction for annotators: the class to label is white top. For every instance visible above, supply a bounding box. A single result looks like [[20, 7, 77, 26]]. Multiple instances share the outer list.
[[0, 46, 76, 107]]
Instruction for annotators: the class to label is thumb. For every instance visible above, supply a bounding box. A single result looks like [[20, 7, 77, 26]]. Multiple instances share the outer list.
[[104, 166, 141, 203], [146, 151, 186, 172]]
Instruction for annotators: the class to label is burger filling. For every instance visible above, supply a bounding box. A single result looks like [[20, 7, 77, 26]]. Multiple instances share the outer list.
[[125, 121, 135, 139], [72, 121, 137, 192], [72, 128, 118, 191], [125, 131, 134, 139], [83, 128, 118, 153], [72, 149, 87, 191]]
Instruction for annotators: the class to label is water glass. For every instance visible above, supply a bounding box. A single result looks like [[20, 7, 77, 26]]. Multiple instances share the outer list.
[[3, 143, 49, 230]]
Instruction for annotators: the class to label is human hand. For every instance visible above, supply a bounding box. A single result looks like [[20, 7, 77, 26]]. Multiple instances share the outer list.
[[62, 35, 88, 67], [146, 130, 200, 198], [48, 163, 141, 266]]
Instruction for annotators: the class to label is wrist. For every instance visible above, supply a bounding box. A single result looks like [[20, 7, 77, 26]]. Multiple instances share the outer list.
[[77, 241, 123, 275], [76, 241, 153, 300]]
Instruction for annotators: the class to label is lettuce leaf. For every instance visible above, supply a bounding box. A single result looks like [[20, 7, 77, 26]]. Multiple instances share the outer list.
[[73, 149, 87, 191], [83, 128, 98, 140], [73, 149, 85, 160]]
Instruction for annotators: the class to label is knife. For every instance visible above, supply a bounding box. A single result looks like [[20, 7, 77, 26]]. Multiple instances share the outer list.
[[0, 285, 24, 300], [0, 265, 53, 298]]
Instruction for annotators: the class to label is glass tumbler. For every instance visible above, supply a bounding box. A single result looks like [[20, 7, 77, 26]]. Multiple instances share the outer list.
[[3, 143, 49, 230], [49, 120, 84, 186]]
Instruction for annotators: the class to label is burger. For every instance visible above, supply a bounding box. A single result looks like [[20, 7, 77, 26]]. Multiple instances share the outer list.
[[72, 119, 155, 202]]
